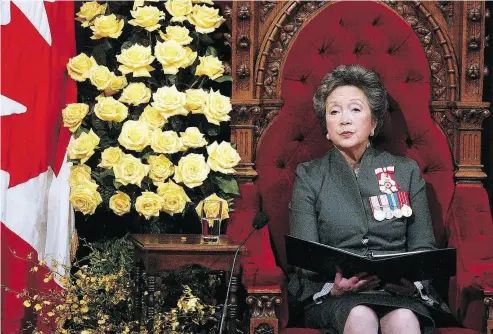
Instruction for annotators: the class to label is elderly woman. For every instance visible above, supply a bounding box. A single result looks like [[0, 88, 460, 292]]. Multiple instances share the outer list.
[[288, 65, 449, 334]]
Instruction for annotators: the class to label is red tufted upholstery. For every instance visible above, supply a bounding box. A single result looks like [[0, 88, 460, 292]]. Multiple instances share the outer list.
[[228, 2, 493, 333]]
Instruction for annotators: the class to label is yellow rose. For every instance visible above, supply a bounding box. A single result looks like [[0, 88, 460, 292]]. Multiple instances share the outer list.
[[69, 165, 92, 189], [195, 55, 224, 80], [68, 130, 100, 163], [69, 180, 102, 215], [160, 26, 193, 46], [188, 5, 225, 34], [104, 75, 128, 96], [90, 14, 125, 40], [89, 65, 113, 90], [129, 5, 165, 31], [139, 105, 167, 130], [180, 127, 207, 148], [195, 193, 229, 220], [206, 141, 241, 174], [66, 53, 97, 82], [119, 83, 151, 106], [117, 44, 155, 77], [62, 103, 89, 132], [135, 192, 164, 220], [147, 155, 175, 184], [76, 2, 108, 27], [118, 120, 151, 152], [151, 85, 189, 117], [165, 0, 193, 23], [150, 130, 183, 154], [157, 180, 191, 215], [185, 89, 207, 114], [173, 153, 210, 188], [94, 96, 128, 122], [98, 147, 124, 169], [204, 89, 232, 125], [154, 40, 197, 75], [114, 154, 150, 187], [109, 191, 132, 216], [192, 0, 214, 5]]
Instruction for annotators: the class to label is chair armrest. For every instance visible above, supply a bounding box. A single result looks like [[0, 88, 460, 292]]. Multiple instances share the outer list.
[[447, 184, 493, 331]]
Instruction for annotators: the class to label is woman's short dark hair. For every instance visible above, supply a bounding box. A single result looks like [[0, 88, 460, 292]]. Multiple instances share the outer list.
[[312, 64, 388, 137]]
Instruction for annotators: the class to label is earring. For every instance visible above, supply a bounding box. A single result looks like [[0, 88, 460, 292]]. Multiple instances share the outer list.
[[370, 129, 375, 136], [326, 134, 331, 141]]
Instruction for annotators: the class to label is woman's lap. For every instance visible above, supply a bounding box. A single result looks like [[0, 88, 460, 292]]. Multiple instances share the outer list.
[[304, 293, 434, 334]]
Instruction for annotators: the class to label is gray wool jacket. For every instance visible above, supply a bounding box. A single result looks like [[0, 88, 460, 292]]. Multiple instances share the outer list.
[[287, 146, 439, 303]]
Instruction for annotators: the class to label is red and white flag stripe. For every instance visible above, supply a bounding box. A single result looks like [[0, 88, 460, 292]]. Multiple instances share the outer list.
[[1, 1, 76, 332]]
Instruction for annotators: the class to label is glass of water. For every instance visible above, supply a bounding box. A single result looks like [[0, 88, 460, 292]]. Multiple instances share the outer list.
[[201, 200, 223, 243]]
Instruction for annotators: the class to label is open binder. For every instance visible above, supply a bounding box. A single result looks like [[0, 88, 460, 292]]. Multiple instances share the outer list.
[[286, 235, 456, 283]]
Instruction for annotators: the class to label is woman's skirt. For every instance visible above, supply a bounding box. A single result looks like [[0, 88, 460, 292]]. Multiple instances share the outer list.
[[304, 291, 434, 334]]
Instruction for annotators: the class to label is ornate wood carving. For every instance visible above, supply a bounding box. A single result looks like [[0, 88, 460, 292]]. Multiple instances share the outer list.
[[431, 109, 455, 148], [259, 1, 328, 99], [246, 294, 282, 318], [437, 1, 454, 20], [238, 5, 251, 20], [254, 323, 274, 334], [257, 1, 458, 102], [246, 292, 282, 334], [238, 35, 251, 49], [254, 107, 280, 139], [233, 2, 253, 94], [461, 2, 485, 100], [467, 34, 481, 50], [467, 63, 480, 80], [452, 108, 490, 128], [260, 1, 277, 22], [231, 104, 263, 182], [451, 106, 490, 181]]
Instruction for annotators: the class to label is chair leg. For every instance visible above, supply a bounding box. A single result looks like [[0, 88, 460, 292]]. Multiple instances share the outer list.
[[246, 289, 282, 334], [485, 289, 493, 334]]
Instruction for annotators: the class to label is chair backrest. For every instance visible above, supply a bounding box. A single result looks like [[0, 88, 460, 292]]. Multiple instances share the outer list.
[[253, 1, 455, 274]]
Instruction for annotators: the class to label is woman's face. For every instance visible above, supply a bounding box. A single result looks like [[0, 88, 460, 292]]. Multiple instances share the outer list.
[[325, 85, 376, 153]]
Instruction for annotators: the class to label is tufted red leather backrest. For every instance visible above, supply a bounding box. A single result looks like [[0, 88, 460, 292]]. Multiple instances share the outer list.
[[255, 2, 455, 273]]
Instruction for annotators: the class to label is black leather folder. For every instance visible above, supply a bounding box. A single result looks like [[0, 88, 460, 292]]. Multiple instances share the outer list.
[[286, 235, 456, 283]]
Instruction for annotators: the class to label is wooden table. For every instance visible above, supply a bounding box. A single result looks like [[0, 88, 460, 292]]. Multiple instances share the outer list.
[[130, 234, 246, 333]]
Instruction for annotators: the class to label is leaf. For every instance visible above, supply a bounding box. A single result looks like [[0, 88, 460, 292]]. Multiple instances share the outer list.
[[113, 180, 123, 190], [214, 75, 232, 83], [207, 125, 220, 137], [212, 175, 240, 196], [74, 126, 88, 139], [199, 34, 215, 45], [169, 116, 184, 132], [167, 75, 177, 85], [205, 46, 217, 57]]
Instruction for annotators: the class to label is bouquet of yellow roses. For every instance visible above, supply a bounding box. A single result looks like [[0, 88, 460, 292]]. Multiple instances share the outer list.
[[63, 0, 238, 233]]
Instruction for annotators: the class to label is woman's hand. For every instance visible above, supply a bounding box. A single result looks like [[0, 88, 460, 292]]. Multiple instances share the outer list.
[[383, 278, 416, 296], [331, 266, 381, 297]]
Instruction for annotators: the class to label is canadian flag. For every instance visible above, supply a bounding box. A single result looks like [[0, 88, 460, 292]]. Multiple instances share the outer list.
[[1, 1, 76, 332]]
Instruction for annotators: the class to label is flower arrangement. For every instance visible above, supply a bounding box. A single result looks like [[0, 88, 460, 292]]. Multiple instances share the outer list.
[[6, 237, 222, 333], [64, 0, 238, 232]]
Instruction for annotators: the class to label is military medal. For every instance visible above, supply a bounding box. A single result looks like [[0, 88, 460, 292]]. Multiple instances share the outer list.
[[398, 191, 413, 217], [375, 166, 400, 194], [388, 193, 402, 218], [379, 195, 394, 219], [370, 196, 385, 221]]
